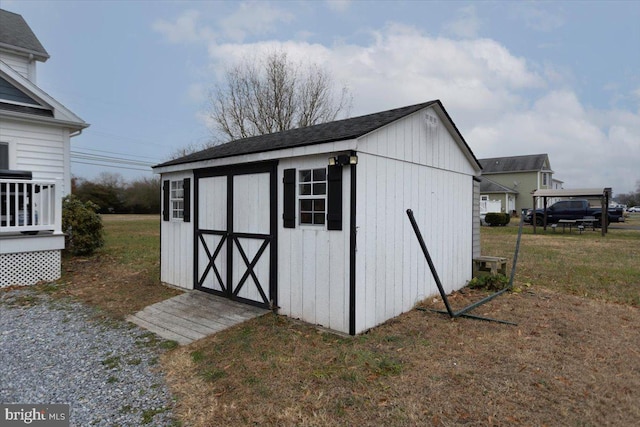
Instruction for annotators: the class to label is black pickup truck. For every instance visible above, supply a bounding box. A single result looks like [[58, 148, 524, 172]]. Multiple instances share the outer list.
[[524, 199, 624, 226]]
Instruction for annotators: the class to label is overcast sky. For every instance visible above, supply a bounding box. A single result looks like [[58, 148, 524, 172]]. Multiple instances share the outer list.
[[4, 1, 639, 195]]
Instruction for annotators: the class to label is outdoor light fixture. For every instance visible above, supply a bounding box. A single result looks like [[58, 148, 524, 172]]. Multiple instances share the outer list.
[[328, 154, 358, 166]]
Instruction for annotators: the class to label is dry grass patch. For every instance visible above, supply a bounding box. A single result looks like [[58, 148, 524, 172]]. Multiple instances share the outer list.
[[57, 214, 181, 318], [33, 213, 638, 426], [162, 218, 639, 426], [163, 287, 640, 426]]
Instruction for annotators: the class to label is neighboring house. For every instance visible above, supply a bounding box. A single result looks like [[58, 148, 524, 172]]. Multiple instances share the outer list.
[[153, 100, 482, 335], [0, 9, 88, 287], [479, 178, 517, 214], [478, 153, 557, 214]]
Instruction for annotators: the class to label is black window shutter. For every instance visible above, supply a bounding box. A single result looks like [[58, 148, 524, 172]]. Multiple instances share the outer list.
[[183, 178, 191, 222], [162, 180, 170, 221], [283, 168, 296, 228], [327, 165, 343, 230]]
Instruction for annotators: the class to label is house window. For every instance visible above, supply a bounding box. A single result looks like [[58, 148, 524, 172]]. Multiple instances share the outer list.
[[0, 143, 8, 169], [542, 173, 548, 186], [299, 168, 326, 225], [170, 180, 184, 220]]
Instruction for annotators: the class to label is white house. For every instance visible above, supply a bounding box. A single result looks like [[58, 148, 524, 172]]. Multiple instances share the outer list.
[[153, 100, 482, 335], [0, 9, 88, 287]]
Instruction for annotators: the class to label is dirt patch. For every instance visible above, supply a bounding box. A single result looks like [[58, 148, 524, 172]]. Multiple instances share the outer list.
[[162, 287, 640, 426]]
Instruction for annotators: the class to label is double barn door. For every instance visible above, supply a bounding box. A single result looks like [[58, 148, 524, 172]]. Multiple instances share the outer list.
[[194, 163, 277, 309]]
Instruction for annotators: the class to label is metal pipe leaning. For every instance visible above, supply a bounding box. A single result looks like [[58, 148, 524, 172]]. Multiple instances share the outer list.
[[406, 208, 521, 326]]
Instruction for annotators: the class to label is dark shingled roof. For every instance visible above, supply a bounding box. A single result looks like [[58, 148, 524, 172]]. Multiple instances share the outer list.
[[479, 154, 549, 174], [479, 178, 518, 194], [156, 100, 479, 169], [0, 9, 49, 60]]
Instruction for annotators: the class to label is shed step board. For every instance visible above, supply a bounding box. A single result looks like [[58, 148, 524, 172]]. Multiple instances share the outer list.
[[158, 298, 258, 327], [179, 291, 267, 315], [127, 290, 269, 345], [139, 304, 226, 335], [166, 291, 265, 315], [129, 310, 208, 340], [126, 314, 197, 346]]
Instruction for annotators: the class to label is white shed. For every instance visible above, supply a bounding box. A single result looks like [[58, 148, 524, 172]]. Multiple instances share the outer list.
[[153, 100, 482, 335]]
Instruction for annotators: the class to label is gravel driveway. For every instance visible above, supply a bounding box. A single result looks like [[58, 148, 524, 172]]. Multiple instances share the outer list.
[[0, 288, 177, 426]]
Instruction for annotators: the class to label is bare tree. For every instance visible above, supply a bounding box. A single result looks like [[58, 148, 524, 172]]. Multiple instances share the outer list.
[[209, 50, 351, 142]]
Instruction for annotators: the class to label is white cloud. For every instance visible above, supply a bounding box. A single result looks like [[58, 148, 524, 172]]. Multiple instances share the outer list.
[[197, 22, 638, 194], [469, 90, 640, 194], [220, 1, 294, 42], [152, 9, 215, 43]]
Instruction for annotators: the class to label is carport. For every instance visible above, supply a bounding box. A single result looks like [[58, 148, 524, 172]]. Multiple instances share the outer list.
[[531, 188, 612, 236]]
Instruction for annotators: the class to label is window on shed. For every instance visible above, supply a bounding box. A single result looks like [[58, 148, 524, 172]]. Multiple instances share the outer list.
[[170, 180, 184, 220], [0, 143, 8, 169], [299, 168, 326, 225]]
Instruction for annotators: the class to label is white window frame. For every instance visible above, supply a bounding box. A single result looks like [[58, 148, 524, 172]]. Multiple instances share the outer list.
[[170, 180, 184, 221], [298, 168, 327, 226]]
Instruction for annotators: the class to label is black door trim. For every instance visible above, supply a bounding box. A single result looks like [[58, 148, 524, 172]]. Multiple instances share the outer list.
[[194, 160, 278, 310]]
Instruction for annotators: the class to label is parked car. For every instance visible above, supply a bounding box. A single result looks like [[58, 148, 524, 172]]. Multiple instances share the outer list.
[[629, 206, 640, 213]]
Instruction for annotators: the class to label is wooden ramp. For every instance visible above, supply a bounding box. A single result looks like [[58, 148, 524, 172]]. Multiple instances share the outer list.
[[127, 291, 269, 345]]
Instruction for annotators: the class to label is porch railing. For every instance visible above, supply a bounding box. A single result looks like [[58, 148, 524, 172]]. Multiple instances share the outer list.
[[0, 178, 61, 234]]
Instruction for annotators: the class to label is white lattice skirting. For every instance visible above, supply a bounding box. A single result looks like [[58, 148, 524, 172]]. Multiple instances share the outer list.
[[0, 250, 61, 287]]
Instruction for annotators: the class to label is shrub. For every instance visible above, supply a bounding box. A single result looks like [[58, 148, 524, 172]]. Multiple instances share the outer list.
[[485, 212, 511, 226], [468, 274, 510, 291], [62, 194, 105, 255]]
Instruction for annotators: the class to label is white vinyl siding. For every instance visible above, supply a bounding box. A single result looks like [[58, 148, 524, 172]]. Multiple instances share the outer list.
[[160, 171, 194, 289], [473, 179, 481, 258], [357, 106, 476, 176], [354, 154, 473, 334], [353, 106, 476, 334], [0, 119, 70, 195], [0, 51, 34, 81], [278, 155, 350, 333]]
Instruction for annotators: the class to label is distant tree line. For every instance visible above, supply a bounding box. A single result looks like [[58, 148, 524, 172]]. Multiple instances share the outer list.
[[616, 179, 640, 208], [71, 172, 160, 214]]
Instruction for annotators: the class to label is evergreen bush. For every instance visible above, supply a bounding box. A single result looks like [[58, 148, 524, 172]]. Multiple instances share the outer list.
[[62, 194, 105, 255], [485, 212, 511, 226]]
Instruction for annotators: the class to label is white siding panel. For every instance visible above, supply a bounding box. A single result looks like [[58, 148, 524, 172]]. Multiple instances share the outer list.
[[0, 119, 69, 192], [314, 230, 330, 327], [0, 52, 31, 80], [301, 229, 317, 322], [359, 106, 475, 176], [198, 176, 227, 231], [160, 171, 194, 289], [233, 173, 270, 234], [277, 154, 351, 333], [354, 152, 473, 333], [473, 180, 481, 258]]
